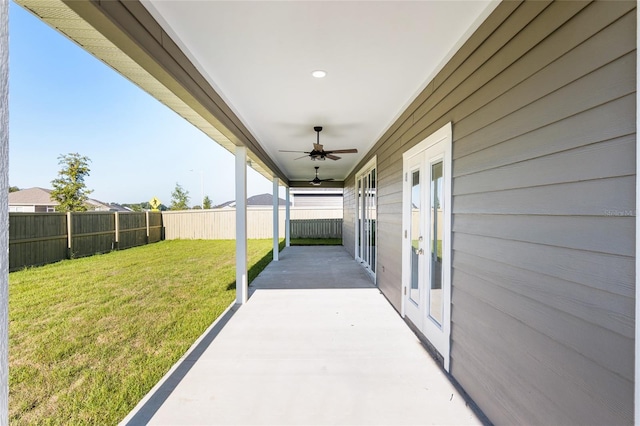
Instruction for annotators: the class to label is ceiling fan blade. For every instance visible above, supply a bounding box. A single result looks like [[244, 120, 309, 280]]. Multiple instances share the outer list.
[[279, 150, 309, 153], [326, 154, 341, 160], [294, 155, 310, 160], [320, 178, 335, 181], [325, 149, 358, 154]]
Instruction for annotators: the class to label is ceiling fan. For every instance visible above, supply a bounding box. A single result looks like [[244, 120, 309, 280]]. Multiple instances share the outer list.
[[309, 166, 334, 186], [279, 126, 358, 161]]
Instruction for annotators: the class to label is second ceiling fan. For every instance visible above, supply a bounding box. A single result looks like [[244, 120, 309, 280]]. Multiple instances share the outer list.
[[280, 126, 358, 161]]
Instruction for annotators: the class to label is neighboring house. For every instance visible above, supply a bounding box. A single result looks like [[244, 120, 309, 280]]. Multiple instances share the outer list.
[[8, 187, 57, 212], [15, 1, 637, 425], [215, 193, 289, 209], [8, 187, 129, 212], [290, 188, 343, 208]]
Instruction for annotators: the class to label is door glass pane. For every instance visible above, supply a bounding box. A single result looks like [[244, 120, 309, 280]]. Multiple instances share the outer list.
[[409, 169, 420, 305], [429, 161, 443, 326]]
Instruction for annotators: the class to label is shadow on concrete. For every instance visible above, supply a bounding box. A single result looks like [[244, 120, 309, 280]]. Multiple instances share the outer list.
[[249, 245, 375, 296]]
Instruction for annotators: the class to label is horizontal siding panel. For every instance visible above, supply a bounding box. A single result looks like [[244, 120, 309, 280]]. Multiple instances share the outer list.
[[453, 233, 634, 298], [454, 11, 636, 142], [453, 94, 635, 177], [453, 214, 634, 257], [411, 1, 552, 127], [454, 268, 634, 379], [376, 202, 402, 216], [454, 135, 635, 195], [453, 176, 635, 216], [455, 51, 635, 159], [453, 250, 633, 338], [452, 287, 633, 425], [377, 192, 402, 207], [451, 325, 576, 426], [411, 1, 589, 143], [445, 1, 635, 145]]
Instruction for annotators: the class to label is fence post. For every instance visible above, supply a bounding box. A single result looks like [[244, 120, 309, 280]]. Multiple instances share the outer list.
[[114, 211, 119, 250], [66, 211, 73, 258], [145, 211, 150, 244]]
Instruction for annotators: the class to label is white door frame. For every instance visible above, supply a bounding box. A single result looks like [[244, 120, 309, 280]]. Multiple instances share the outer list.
[[401, 122, 452, 372], [354, 156, 377, 279]]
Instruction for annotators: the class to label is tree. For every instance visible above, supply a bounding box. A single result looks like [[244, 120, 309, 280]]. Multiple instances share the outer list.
[[50, 153, 93, 212], [170, 183, 190, 210], [203, 195, 212, 209], [8, 186, 19, 193]]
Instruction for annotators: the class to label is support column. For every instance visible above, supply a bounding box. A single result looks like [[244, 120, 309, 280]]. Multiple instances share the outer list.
[[272, 177, 279, 261], [235, 146, 248, 304], [285, 187, 291, 247], [0, 0, 9, 421], [635, 6, 639, 425]]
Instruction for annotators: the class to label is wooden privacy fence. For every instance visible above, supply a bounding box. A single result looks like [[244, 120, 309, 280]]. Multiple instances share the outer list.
[[162, 208, 343, 240], [9, 211, 163, 271], [290, 219, 342, 239]]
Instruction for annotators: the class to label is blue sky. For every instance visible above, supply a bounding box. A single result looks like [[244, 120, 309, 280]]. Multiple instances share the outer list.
[[8, 1, 278, 206]]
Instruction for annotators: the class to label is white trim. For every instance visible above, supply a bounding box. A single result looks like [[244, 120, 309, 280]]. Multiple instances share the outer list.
[[354, 156, 377, 281], [401, 122, 452, 372], [634, 3, 639, 423], [285, 187, 290, 247], [235, 146, 248, 304], [272, 177, 279, 261]]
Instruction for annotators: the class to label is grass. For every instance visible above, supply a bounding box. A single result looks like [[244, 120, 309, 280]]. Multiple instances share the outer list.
[[9, 239, 278, 425], [290, 238, 342, 246]]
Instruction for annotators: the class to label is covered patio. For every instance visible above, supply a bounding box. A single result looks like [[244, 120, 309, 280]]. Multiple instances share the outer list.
[[120, 246, 481, 425]]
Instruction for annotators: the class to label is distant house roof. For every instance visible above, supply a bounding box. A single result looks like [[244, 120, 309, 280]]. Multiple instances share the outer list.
[[8, 187, 126, 212], [107, 203, 133, 212], [215, 193, 289, 209], [8, 187, 56, 206]]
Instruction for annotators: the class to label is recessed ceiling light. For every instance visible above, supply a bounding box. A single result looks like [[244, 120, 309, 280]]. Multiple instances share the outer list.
[[312, 70, 327, 78]]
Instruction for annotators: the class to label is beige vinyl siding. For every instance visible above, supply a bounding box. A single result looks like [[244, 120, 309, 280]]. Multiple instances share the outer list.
[[343, 1, 636, 424]]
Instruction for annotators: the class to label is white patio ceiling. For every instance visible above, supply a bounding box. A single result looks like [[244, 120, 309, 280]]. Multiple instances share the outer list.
[[138, 0, 497, 183], [17, 0, 497, 185]]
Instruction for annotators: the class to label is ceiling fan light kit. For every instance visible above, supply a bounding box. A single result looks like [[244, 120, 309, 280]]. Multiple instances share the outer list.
[[309, 166, 334, 186], [279, 126, 358, 162]]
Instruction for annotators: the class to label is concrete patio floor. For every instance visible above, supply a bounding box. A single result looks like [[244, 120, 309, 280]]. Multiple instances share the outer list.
[[121, 246, 482, 426]]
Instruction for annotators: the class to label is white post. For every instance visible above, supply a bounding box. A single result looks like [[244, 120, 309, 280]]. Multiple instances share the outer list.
[[67, 211, 72, 258], [114, 211, 120, 248], [272, 177, 279, 261], [145, 211, 150, 243], [0, 0, 9, 421], [635, 5, 639, 425], [235, 146, 248, 304], [285, 187, 291, 247]]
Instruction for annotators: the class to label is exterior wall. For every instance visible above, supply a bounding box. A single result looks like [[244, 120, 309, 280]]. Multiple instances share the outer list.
[[162, 208, 343, 240], [344, 1, 636, 424], [292, 194, 343, 208], [342, 174, 356, 258]]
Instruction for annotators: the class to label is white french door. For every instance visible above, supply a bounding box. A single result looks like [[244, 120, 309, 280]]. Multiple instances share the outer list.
[[356, 158, 376, 277], [402, 123, 452, 371]]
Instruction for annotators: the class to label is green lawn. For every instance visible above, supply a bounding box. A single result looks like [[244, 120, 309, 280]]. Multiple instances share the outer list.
[[9, 239, 278, 425]]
